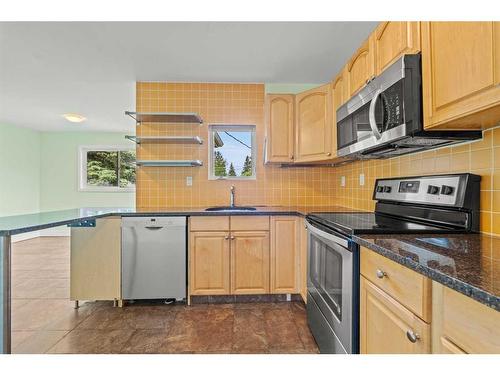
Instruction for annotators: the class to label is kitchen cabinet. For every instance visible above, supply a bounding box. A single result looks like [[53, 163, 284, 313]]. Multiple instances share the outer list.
[[373, 21, 420, 74], [431, 281, 500, 354], [346, 37, 375, 97], [189, 216, 272, 296], [231, 231, 270, 294], [295, 84, 333, 162], [360, 276, 431, 354], [189, 231, 231, 295], [422, 21, 500, 130], [70, 217, 121, 303], [270, 216, 300, 293], [265, 94, 295, 163]]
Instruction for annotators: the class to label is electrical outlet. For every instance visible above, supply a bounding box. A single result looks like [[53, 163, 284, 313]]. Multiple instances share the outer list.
[[341, 176, 346, 187], [359, 173, 365, 186], [186, 176, 193, 186]]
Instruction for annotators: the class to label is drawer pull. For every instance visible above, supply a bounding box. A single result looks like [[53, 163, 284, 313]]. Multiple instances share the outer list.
[[230, 236, 235, 240], [376, 269, 387, 279], [406, 330, 420, 343], [224, 235, 229, 240]]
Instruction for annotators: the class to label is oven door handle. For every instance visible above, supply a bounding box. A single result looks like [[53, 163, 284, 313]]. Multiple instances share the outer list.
[[306, 221, 349, 249], [368, 88, 383, 140]]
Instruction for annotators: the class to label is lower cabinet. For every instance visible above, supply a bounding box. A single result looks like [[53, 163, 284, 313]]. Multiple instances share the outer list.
[[189, 231, 231, 295], [231, 231, 270, 294], [189, 215, 302, 297], [360, 276, 431, 354], [70, 217, 121, 302]]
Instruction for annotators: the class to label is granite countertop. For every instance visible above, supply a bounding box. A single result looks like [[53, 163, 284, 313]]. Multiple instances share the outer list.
[[0, 205, 354, 236], [353, 233, 500, 311]]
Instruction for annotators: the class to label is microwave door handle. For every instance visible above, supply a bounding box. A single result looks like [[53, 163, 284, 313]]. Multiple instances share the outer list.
[[369, 89, 383, 140]]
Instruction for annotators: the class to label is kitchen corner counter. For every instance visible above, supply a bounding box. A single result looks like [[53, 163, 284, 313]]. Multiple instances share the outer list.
[[0, 205, 354, 236], [353, 233, 500, 311]]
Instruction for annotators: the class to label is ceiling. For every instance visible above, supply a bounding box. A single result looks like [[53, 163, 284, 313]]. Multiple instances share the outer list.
[[0, 22, 377, 132]]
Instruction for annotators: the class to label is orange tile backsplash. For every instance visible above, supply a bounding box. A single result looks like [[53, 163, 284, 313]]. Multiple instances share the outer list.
[[135, 82, 337, 209], [136, 82, 500, 236]]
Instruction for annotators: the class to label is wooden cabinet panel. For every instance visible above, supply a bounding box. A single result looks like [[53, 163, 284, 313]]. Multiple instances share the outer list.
[[189, 231, 230, 295], [231, 231, 270, 294], [347, 37, 375, 97], [360, 277, 431, 354], [190, 216, 229, 231], [422, 21, 500, 130], [295, 84, 333, 162], [265, 94, 295, 163], [70, 217, 121, 301], [374, 21, 420, 74], [439, 337, 467, 354], [330, 69, 348, 158], [270, 216, 299, 293], [230, 216, 269, 231], [360, 247, 432, 322]]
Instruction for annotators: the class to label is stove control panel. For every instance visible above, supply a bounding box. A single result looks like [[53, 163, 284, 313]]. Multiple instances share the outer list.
[[374, 175, 463, 206]]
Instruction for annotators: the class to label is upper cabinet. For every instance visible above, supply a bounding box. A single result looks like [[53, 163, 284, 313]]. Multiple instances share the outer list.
[[422, 21, 500, 130], [295, 84, 333, 163], [373, 21, 421, 74], [265, 94, 295, 163], [346, 37, 375, 97]]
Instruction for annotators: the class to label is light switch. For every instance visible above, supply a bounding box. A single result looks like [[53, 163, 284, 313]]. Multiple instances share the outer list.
[[341, 176, 346, 187], [359, 173, 365, 186], [186, 176, 193, 186]]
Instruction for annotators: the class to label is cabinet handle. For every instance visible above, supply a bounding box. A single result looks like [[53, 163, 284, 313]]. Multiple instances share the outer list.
[[290, 155, 294, 160], [224, 235, 229, 240], [230, 236, 235, 240], [376, 269, 387, 279], [326, 152, 332, 156], [406, 330, 420, 343]]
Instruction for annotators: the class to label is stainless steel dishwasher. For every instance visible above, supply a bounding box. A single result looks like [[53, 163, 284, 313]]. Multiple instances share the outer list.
[[121, 216, 186, 301]]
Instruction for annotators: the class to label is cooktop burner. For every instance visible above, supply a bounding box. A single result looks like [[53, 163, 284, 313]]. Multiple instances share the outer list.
[[307, 212, 463, 237]]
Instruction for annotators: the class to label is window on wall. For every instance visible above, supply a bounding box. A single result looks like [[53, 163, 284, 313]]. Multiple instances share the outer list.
[[79, 146, 136, 191], [208, 125, 256, 180]]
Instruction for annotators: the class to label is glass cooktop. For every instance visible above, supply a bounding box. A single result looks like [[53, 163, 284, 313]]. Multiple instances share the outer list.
[[307, 212, 460, 237]]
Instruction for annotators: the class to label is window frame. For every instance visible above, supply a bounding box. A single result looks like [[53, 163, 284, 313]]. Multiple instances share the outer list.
[[78, 145, 136, 192], [208, 124, 257, 180]]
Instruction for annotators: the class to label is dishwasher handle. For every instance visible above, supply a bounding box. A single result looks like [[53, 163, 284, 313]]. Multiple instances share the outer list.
[[144, 225, 164, 230]]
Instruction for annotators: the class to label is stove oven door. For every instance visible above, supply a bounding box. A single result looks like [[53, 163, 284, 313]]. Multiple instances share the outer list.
[[306, 221, 353, 353]]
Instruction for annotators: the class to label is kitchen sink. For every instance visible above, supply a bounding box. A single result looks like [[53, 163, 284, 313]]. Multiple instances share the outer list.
[[205, 206, 257, 212]]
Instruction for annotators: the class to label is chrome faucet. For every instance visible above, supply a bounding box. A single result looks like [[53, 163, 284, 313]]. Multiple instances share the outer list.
[[230, 185, 235, 207]]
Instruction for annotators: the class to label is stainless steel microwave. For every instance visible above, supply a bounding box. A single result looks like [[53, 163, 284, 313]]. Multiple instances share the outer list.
[[336, 54, 481, 159]]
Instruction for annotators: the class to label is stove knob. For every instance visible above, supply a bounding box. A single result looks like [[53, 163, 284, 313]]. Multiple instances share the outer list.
[[383, 186, 392, 193], [441, 185, 454, 195], [427, 185, 440, 195], [376, 186, 384, 193]]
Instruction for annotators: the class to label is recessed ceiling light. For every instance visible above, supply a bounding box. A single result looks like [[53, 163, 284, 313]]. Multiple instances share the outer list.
[[62, 113, 86, 123]]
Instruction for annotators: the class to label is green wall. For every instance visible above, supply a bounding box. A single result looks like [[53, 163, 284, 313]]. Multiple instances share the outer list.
[[39, 132, 135, 211], [0, 125, 135, 217], [0, 124, 41, 216], [264, 83, 321, 94]]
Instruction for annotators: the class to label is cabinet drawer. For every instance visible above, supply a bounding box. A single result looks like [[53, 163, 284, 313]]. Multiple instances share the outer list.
[[360, 247, 431, 322], [190, 216, 229, 231], [230, 216, 270, 231]]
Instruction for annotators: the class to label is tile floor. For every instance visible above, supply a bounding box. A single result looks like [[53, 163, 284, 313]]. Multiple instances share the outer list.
[[11, 237, 319, 354]]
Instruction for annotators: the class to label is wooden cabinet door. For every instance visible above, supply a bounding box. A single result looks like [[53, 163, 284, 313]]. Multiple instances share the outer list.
[[295, 84, 333, 162], [189, 231, 230, 295], [347, 37, 375, 97], [331, 69, 348, 158], [360, 277, 431, 354], [422, 21, 500, 130], [230, 231, 270, 294], [70, 217, 121, 301], [374, 21, 420, 74], [265, 94, 294, 163], [439, 337, 467, 354], [270, 216, 299, 293]]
